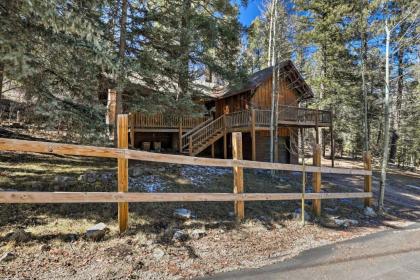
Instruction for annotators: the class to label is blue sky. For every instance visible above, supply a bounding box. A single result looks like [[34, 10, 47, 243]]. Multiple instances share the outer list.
[[238, 0, 263, 27]]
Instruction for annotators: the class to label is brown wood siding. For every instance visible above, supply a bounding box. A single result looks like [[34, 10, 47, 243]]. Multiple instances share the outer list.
[[251, 76, 298, 109], [215, 92, 250, 117]]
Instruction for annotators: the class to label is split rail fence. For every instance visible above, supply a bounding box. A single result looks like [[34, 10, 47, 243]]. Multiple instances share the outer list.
[[0, 114, 372, 232]]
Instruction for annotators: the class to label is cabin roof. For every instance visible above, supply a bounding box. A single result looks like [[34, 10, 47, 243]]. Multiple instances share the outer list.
[[213, 60, 314, 100]]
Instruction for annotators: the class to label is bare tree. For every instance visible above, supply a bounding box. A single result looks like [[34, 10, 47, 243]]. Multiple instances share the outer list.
[[378, 13, 391, 213]]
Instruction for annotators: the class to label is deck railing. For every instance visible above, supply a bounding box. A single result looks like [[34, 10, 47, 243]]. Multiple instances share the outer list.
[[130, 112, 209, 129], [226, 110, 252, 129], [277, 105, 331, 124], [130, 106, 331, 131]]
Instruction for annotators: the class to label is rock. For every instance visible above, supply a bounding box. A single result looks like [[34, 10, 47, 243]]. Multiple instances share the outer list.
[[174, 208, 193, 219], [292, 208, 311, 221], [0, 252, 15, 262], [173, 230, 189, 242], [158, 167, 166, 172], [228, 211, 235, 217], [364, 207, 377, 218], [7, 229, 32, 243], [334, 218, 359, 228], [152, 248, 165, 260], [85, 223, 108, 241], [191, 229, 206, 240], [131, 166, 143, 177]]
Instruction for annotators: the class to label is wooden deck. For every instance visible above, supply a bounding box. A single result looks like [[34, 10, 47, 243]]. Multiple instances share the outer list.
[[128, 106, 333, 160]]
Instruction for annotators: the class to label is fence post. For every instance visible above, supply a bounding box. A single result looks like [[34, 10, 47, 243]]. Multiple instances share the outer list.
[[363, 151, 372, 207], [118, 114, 129, 233], [312, 144, 321, 216], [232, 132, 244, 221]]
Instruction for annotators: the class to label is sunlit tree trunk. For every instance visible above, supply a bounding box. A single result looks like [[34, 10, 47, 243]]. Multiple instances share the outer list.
[[378, 18, 391, 213]]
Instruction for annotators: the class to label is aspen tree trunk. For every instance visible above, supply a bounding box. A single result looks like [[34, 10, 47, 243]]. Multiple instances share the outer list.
[[267, 0, 274, 67], [114, 0, 128, 146], [389, 20, 406, 163], [360, 0, 369, 152], [269, 0, 277, 164], [378, 19, 391, 213]]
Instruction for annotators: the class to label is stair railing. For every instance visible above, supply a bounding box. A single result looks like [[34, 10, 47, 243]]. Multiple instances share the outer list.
[[187, 115, 225, 155], [181, 117, 213, 151]]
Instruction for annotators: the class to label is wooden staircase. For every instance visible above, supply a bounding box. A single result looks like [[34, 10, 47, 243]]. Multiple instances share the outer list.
[[181, 115, 226, 156]]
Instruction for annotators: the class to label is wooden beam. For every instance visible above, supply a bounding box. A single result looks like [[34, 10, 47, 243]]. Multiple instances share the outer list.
[[312, 144, 322, 216], [251, 109, 256, 161], [0, 138, 372, 175], [363, 151, 372, 207], [189, 136, 193, 156], [223, 133, 227, 159], [0, 192, 373, 204], [232, 132, 244, 221], [117, 114, 129, 233], [211, 143, 215, 158]]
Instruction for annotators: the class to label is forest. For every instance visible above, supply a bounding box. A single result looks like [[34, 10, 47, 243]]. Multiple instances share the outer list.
[[1, 0, 418, 163], [0, 1, 419, 279]]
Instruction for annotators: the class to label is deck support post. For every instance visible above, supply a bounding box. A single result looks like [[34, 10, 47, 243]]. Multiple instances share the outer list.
[[312, 144, 322, 216], [251, 109, 256, 161], [315, 109, 319, 145], [179, 118, 183, 153], [117, 114, 129, 233], [363, 151, 372, 207], [189, 136, 193, 156], [211, 143, 215, 158], [223, 115, 227, 159], [232, 132, 244, 221]]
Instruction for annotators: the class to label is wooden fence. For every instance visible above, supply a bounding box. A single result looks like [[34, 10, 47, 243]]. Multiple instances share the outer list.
[[0, 114, 372, 232]]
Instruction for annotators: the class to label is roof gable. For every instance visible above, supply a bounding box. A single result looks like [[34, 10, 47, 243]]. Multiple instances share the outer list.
[[214, 60, 314, 100]]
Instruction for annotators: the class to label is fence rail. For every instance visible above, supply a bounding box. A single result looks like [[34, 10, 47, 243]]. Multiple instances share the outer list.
[[0, 138, 370, 175], [0, 115, 372, 233]]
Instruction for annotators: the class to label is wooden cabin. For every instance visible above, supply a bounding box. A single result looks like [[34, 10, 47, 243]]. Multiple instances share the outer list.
[[125, 60, 332, 163]]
